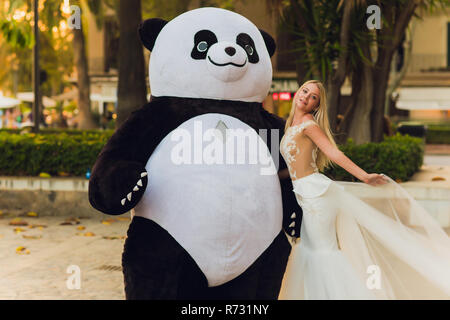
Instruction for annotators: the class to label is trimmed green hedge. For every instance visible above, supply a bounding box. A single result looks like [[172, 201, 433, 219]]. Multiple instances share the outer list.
[[391, 122, 450, 144], [0, 131, 424, 181], [426, 125, 450, 144], [324, 133, 424, 182], [0, 128, 114, 136], [0, 130, 112, 177]]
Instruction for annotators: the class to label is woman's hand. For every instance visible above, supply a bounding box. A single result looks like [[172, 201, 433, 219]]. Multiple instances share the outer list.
[[363, 173, 389, 186]]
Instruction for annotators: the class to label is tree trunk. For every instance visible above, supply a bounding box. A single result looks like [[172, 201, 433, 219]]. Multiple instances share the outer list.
[[346, 35, 374, 145], [327, 0, 353, 133], [371, 51, 394, 141], [371, 1, 419, 142], [73, 27, 97, 129], [116, 0, 147, 129], [348, 61, 374, 144], [336, 65, 363, 143]]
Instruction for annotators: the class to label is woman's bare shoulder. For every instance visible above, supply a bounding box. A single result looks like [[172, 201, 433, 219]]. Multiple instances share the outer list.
[[301, 114, 315, 122]]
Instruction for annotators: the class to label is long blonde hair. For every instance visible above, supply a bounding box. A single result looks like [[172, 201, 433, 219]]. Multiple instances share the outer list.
[[284, 80, 338, 171]]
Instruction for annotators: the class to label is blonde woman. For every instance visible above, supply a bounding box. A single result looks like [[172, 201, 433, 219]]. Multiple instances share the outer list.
[[278, 80, 450, 299]]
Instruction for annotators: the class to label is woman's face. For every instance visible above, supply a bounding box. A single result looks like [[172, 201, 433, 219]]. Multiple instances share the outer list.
[[295, 83, 320, 114]]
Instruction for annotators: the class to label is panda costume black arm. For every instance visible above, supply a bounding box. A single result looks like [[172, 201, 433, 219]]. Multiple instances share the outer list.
[[89, 100, 175, 215], [89, 19, 170, 215]]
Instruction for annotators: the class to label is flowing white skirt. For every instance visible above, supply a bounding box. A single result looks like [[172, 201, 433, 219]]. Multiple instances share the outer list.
[[279, 173, 450, 300]]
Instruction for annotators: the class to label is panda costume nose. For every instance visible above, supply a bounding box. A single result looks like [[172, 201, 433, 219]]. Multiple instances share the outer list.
[[225, 47, 236, 56]]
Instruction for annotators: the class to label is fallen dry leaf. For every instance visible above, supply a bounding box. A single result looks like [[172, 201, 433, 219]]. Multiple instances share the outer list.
[[26, 211, 38, 217], [76, 226, 86, 230], [28, 224, 47, 229], [9, 218, 29, 226], [14, 227, 26, 233], [84, 232, 95, 237], [16, 246, 30, 254], [22, 235, 42, 240], [431, 176, 446, 181], [60, 218, 80, 226], [102, 235, 126, 240], [101, 218, 118, 225]]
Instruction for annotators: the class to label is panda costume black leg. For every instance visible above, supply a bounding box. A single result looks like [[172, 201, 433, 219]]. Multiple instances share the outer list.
[[89, 8, 302, 300]]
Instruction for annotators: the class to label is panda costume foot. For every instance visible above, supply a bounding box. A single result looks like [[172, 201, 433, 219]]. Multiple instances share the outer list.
[[89, 7, 302, 300]]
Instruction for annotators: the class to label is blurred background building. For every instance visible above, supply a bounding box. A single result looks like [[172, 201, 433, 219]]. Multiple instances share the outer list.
[[80, 0, 450, 123]]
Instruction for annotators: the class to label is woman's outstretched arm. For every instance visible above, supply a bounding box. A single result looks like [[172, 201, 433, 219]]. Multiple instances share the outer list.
[[302, 115, 386, 186]]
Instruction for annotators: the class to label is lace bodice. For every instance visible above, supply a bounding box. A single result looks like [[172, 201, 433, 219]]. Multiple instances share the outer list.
[[280, 120, 319, 181]]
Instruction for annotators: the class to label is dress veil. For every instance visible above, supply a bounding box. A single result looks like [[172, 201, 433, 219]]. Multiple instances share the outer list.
[[280, 175, 450, 299]]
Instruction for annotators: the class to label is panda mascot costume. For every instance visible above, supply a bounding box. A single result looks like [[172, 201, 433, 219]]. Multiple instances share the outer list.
[[89, 7, 302, 300]]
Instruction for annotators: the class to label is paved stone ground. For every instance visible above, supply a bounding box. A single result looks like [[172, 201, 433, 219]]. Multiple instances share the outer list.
[[0, 214, 130, 299]]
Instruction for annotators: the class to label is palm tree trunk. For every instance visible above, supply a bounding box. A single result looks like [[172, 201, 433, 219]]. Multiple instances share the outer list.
[[116, 0, 147, 128], [73, 27, 97, 129], [327, 0, 352, 132], [345, 36, 374, 145], [371, 1, 419, 142], [348, 63, 374, 144]]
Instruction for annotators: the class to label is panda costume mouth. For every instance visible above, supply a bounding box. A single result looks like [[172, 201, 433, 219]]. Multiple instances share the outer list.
[[207, 56, 247, 68]]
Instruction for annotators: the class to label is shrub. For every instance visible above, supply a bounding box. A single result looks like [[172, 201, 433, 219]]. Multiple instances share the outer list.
[[0, 130, 112, 177], [425, 125, 450, 144], [0, 131, 425, 181], [324, 133, 424, 182]]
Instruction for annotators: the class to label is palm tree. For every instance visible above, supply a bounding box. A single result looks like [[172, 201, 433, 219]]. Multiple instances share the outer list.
[[71, 0, 100, 129], [116, 0, 147, 128], [266, 0, 448, 143]]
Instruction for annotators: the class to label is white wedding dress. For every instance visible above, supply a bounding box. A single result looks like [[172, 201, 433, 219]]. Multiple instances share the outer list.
[[278, 120, 450, 300]]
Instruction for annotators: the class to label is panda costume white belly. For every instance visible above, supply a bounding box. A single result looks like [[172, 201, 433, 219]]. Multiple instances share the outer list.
[[134, 113, 282, 286]]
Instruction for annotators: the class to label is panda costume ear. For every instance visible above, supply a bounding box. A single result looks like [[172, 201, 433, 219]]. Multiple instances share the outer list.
[[259, 29, 276, 57], [138, 18, 168, 51]]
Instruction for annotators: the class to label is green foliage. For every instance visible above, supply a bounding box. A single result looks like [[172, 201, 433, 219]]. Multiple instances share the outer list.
[[280, 0, 342, 82], [0, 0, 74, 96], [0, 20, 34, 49], [426, 125, 450, 144], [0, 130, 113, 177], [324, 133, 424, 182], [140, 0, 237, 20], [0, 130, 425, 180]]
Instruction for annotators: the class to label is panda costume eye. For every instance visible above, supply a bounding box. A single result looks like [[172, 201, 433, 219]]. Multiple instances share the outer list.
[[191, 30, 218, 60], [244, 45, 254, 56], [236, 33, 259, 63], [197, 41, 208, 52]]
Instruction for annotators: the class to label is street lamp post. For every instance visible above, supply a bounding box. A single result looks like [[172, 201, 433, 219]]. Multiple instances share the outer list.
[[33, 0, 40, 133]]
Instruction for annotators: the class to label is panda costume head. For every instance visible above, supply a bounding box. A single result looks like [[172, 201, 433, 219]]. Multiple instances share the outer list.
[[139, 7, 275, 102]]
